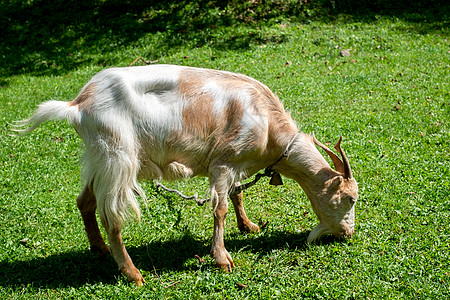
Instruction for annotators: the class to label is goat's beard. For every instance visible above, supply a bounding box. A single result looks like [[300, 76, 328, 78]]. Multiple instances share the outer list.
[[307, 223, 333, 243]]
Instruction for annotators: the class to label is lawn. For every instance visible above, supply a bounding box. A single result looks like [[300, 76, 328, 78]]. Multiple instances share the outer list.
[[1, 1, 449, 299]]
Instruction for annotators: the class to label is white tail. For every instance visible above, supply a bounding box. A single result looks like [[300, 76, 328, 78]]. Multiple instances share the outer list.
[[12, 100, 81, 134]]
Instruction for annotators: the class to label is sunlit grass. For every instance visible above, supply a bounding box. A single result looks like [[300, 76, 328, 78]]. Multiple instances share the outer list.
[[1, 7, 449, 299]]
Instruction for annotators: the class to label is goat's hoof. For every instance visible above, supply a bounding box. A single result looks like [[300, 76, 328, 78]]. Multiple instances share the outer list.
[[238, 222, 260, 234], [212, 247, 235, 273], [120, 266, 145, 286], [214, 255, 235, 273], [90, 244, 111, 258], [135, 279, 145, 287], [216, 262, 234, 273]]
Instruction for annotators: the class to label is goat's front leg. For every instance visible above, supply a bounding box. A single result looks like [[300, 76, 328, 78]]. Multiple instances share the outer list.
[[76, 184, 111, 256], [230, 182, 260, 234], [106, 223, 145, 286], [210, 187, 235, 272]]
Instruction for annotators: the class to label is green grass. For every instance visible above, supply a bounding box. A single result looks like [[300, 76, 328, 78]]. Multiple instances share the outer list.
[[1, 2, 449, 299]]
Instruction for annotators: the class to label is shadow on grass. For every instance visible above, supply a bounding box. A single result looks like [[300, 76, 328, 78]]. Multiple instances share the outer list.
[[0, 0, 295, 77], [0, 229, 338, 289], [1, 0, 448, 78]]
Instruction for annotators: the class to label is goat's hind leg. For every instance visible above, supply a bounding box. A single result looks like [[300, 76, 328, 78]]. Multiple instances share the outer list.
[[77, 182, 144, 285], [90, 146, 145, 285], [230, 182, 260, 234], [76, 184, 111, 257], [106, 223, 145, 286]]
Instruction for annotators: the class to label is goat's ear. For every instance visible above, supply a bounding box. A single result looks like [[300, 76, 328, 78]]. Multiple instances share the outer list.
[[324, 175, 344, 191], [331, 175, 344, 189]]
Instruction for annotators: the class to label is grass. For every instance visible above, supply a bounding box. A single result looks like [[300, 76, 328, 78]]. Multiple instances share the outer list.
[[1, 2, 449, 299]]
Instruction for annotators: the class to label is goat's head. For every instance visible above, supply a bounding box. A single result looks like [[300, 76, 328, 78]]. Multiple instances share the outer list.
[[305, 134, 358, 243]]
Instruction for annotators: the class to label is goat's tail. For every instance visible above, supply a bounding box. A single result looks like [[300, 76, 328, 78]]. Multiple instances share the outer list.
[[11, 100, 81, 135]]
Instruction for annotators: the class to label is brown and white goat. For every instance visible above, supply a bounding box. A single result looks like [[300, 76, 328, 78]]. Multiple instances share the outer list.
[[16, 64, 358, 285]]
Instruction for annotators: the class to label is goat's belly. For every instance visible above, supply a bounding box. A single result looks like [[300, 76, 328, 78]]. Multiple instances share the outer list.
[[161, 161, 195, 181], [138, 157, 207, 181]]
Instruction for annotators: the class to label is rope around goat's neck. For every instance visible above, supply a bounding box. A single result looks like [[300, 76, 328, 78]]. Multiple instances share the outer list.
[[155, 134, 300, 205]]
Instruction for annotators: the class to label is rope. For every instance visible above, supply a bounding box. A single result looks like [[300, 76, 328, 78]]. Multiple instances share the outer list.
[[154, 134, 298, 205], [155, 166, 278, 206], [154, 180, 209, 206]]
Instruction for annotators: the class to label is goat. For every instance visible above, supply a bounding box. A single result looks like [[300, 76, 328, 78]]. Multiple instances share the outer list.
[[15, 64, 358, 285]]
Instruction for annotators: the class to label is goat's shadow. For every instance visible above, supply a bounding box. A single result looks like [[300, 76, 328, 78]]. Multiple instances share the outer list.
[[0, 229, 338, 289]]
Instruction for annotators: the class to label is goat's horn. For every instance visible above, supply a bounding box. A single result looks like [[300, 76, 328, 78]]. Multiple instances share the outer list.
[[334, 136, 353, 178], [312, 132, 345, 174]]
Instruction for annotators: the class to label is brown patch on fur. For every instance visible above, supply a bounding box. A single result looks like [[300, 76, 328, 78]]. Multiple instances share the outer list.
[[242, 76, 297, 158], [69, 83, 96, 112], [217, 70, 298, 153], [181, 92, 217, 140], [167, 67, 298, 175], [177, 70, 244, 143], [177, 69, 219, 139], [220, 98, 244, 146]]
